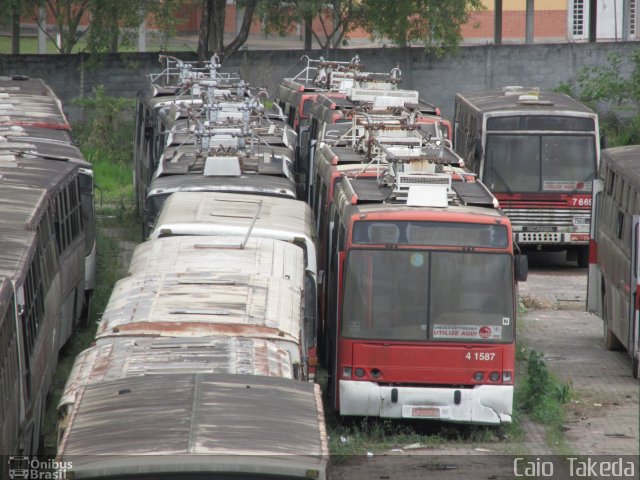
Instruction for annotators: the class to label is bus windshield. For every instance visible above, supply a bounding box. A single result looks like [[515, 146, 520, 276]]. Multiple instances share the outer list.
[[483, 134, 596, 194], [341, 249, 514, 342]]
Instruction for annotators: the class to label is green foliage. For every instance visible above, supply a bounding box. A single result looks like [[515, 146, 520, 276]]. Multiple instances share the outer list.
[[517, 350, 571, 427], [329, 419, 442, 456], [360, 0, 484, 53], [259, 0, 365, 51], [24, 0, 181, 54], [564, 48, 640, 147], [71, 85, 135, 164]]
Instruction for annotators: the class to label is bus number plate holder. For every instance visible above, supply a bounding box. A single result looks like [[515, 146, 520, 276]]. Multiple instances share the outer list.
[[404, 406, 440, 418]]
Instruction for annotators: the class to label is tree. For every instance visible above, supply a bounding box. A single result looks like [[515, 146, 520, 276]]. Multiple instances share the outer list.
[[197, 0, 258, 61], [87, 0, 181, 53], [31, 0, 89, 54], [360, 0, 484, 53], [570, 48, 640, 146], [27, 0, 180, 54], [0, 0, 25, 54], [259, 0, 365, 52]]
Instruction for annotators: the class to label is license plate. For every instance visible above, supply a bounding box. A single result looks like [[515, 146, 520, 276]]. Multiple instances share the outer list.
[[522, 226, 557, 232], [410, 406, 440, 418], [573, 216, 589, 226]]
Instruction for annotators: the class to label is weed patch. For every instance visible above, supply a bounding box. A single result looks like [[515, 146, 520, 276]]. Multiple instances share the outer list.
[[515, 349, 572, 451]]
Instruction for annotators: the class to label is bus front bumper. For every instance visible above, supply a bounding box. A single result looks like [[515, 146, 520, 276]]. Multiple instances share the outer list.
[[339, 380, 513, 424]]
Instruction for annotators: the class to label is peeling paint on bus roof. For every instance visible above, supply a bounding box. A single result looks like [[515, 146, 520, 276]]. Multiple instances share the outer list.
[[58, 336, 293, 412], [58, 374, 328, 479], [95, 272, 303, 362], [128, 235, 305, 286]]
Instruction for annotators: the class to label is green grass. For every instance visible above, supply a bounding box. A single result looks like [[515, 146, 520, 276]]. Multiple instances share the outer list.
[[41, 96, 139, 454], [514, 348, 572, 453], [84, 147, 135, 206], [42, 211, 139, 454]]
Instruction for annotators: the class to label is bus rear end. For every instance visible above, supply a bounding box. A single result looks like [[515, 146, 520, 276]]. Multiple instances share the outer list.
[[336, 210, 520, 424]]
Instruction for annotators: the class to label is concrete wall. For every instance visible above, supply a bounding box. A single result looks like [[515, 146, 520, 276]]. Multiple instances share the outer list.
[[0, 42, 636, 123]]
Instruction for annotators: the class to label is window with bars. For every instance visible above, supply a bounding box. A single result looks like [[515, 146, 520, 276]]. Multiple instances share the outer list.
[[573, 0, 585, 36], [631, 0, 637, 37]]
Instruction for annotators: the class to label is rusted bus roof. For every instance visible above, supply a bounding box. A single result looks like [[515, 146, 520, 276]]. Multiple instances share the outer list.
[[0, 124, 73, 144], [0, 84, 70, 129], [0, 76, 59, 97], [0, 127, 90, 168], [95, 272, 303, 363], [58, 374, 328, 479], [0, 154, 79, 191], [58, 336, 293, 414], [0, 158, 80, 230], [128, 236, 305, 287], [601, 146, 640, 190], [456, 88, 595, 116]]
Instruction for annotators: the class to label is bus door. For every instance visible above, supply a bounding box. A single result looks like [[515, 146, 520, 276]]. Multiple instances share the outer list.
[[630, 215, 640, 378]]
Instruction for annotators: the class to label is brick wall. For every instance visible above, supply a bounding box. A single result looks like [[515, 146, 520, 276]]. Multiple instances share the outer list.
[[463, 10, 567, 41], [0, 42, 633, 123]]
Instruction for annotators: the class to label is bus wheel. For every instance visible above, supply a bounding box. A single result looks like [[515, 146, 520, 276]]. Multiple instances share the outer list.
[[603, 317, 623, 350], [577, 246, 589, 268]]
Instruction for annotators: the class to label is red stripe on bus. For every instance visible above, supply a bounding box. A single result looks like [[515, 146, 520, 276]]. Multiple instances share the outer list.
[[589, 239, 598, 265]]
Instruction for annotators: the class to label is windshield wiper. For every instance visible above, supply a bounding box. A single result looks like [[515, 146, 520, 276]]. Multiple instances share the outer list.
[[568, 172, 595, 195]]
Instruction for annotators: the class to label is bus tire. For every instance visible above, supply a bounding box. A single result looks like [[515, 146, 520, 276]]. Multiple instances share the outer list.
[[603, 321, 623, 351], [577, 246, 589, 268]]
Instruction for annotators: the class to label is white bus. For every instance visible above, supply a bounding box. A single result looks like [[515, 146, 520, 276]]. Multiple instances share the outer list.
[[149, 191, 319, 374], [57, 373, 329, 480], [587, 145, 640, 378], [454, 86, 601, 266]]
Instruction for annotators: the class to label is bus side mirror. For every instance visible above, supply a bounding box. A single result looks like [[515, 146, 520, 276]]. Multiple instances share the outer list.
[[514, 254, 528, 282], [600, 134, 608, 150]]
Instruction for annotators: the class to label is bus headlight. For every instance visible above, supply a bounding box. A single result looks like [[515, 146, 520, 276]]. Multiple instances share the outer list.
[[342, 367, 352, 379], [503, 371, 512, 383], [354, 368, 365, 378], [489, 371, 501, 382], [473, 371, 484, 382]]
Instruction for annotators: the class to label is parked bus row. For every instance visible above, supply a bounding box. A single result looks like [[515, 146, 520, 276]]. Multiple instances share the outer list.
[[0, 75, 97, 456], [54, 58, 329, 479], [50, 52, 631, 479]]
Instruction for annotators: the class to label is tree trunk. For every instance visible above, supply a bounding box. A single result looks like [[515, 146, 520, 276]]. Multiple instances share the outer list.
[[208, 0, 226, 56], [198, 0, 212, 60], [303, 17, 312, 50], [222, 0, 257, 60], [11, 12, 20, 54]]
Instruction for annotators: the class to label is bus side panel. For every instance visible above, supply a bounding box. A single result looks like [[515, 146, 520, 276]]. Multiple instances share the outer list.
[[631, 216, 640, 377], [587, 179, 604, 314]]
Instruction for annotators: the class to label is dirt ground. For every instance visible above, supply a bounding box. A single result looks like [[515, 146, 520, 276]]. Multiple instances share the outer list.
[[329, 252, 639, 479]]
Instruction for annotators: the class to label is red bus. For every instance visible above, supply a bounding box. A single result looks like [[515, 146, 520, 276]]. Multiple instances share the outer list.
[[453, 87, 601, 267], [318, 135, 527, 424]]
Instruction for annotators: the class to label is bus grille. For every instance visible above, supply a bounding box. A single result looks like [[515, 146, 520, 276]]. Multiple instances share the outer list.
[[501, 208, 587, 228]]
